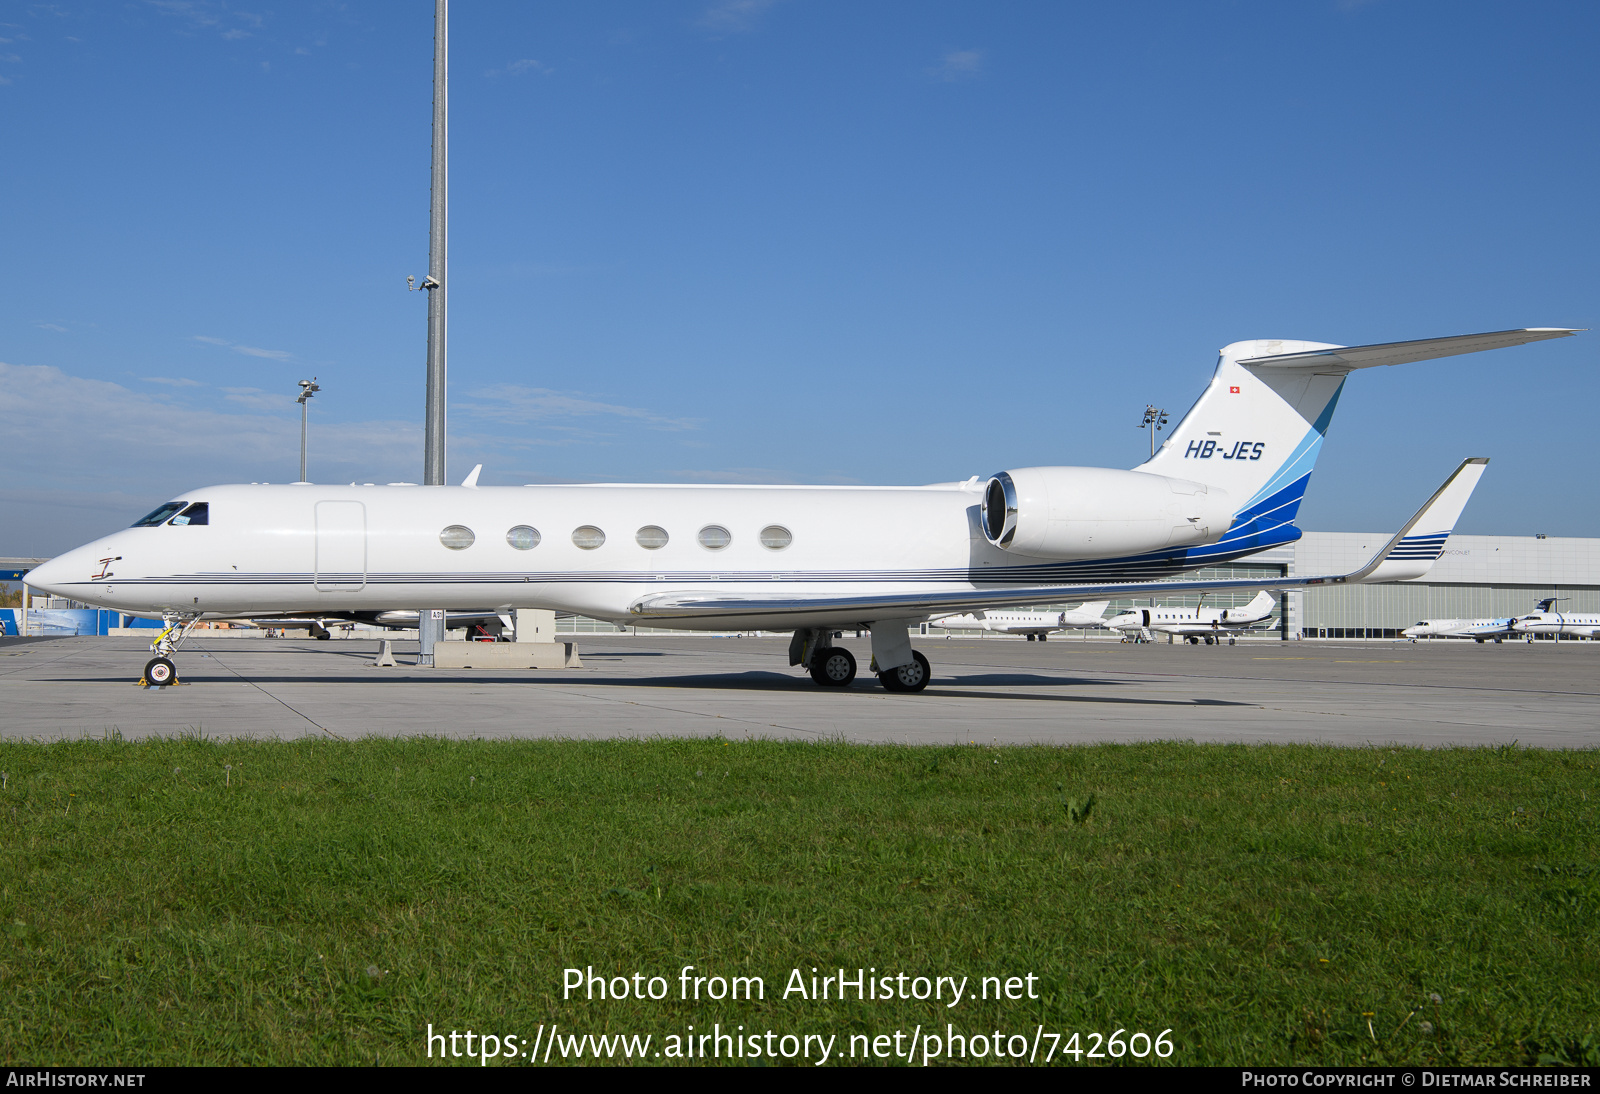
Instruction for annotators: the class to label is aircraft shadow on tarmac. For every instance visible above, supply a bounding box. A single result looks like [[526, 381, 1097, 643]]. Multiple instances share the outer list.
[[68, 667, 1255, 706]]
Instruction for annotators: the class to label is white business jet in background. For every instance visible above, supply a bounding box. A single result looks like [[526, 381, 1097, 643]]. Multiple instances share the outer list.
[[1511, 598, 1600, 640], [1106, 590, 1276, 645], [26, 328, 1575, 690], [1401, 616, 1518, 642], [930, 602, 1109, 640]]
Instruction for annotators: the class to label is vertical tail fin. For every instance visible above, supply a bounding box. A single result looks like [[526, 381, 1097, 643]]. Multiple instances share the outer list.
[[1136, 329, 1576, 557]]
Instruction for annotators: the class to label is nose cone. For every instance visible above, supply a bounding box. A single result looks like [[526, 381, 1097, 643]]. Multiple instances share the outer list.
[[24, 540, 115, 601], [24, 553, 76, 596]]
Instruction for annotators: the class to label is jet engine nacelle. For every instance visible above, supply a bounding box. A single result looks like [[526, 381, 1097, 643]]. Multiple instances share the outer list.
[[982, 467, 1232, 560]]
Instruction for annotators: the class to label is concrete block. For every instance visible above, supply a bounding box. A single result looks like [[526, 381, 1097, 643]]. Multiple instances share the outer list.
[[513, 608, 558, 643], [373, 640, 398, 667], [429, 641, 582, 669]]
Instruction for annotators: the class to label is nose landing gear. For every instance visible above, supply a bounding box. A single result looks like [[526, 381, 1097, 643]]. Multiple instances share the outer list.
[[139, 614, 200, 687]]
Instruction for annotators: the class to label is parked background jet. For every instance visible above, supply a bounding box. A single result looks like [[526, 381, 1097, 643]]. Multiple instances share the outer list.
[[1105, 591, 1276, 644], [1512, 598, 1600, 639], [930, 602, 1109, 640], [1401, 617, 1518, 642]]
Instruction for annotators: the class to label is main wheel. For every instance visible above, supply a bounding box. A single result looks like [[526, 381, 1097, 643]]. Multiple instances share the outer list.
[[809, 647, 857, 688], [878, 650, 931, 693], [1039, 634, 1048, 642], [145, 657, 177, 686], [1188, 636, 1200, 645]]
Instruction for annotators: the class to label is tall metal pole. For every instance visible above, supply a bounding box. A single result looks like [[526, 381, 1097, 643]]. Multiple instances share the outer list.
[[418, 0, 448, 665], [424, 0, 448, 487]]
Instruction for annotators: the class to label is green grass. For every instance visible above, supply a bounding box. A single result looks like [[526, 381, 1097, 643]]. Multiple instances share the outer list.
[[0, 736, 1595, 1066]]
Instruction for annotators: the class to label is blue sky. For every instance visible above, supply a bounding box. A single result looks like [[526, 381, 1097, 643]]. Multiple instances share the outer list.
[[2, 0, 1597, 556]]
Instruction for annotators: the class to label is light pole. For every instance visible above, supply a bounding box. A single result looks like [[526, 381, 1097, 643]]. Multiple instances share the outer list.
[[297, 377, 320, 482], [415, 0, 448, 665], [1140, 404, 1169, 458]]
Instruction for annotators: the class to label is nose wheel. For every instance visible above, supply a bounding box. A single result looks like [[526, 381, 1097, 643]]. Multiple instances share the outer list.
[[143, 657, 178, 686]]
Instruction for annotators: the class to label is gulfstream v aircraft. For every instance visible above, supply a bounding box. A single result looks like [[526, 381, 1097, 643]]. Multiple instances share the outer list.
[[25, 328, 1575, 690]]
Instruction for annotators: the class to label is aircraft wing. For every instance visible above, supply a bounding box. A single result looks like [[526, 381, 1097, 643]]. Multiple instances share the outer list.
[[629, 459, 1487, 624], [1236, 328, 1579, 371]]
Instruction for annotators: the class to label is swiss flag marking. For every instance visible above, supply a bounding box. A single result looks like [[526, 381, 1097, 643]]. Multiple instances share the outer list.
[[1229, 386, 1241, 393]]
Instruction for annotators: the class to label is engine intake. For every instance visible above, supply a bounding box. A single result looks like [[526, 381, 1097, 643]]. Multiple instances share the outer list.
[[981, 466, 1232, 560]]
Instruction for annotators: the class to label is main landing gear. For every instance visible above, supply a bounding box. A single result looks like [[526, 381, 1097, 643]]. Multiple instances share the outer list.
[[790, 625, 932, 692], [140, 614, 200, 687], [878, 650, 931, 692]]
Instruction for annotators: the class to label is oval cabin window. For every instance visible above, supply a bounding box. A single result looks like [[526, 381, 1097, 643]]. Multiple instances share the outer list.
[[636, 525, 669, 550], [572, 526, 606, 550], [759, 525, 792, 550], [506, 525, 540, 550], [440, 525, 475, 550], [697, 525, 732, 551]]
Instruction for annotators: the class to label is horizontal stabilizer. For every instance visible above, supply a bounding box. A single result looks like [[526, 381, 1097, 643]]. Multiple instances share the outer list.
[[1237, 328, 1578, 372]]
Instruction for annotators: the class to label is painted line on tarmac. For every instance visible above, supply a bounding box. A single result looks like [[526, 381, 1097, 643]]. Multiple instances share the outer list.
[[193, 642, 345, 739]]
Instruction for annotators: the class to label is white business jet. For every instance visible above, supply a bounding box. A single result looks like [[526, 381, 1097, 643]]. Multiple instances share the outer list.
[[930, 602, 1109, 640], [25, 328, 1575, 690], [1106, 590, 1276, 645], [1511, 598, 1600, 640], [1400, 617, 1518, 642]]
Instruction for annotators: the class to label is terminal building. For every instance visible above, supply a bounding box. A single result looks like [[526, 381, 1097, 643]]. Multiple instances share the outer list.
[[1071, 532, 1600, 640]]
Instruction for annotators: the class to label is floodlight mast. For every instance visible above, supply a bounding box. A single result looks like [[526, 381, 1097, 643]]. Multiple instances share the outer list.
[[418, 0, 448, 664], [296, 378, 320, 483]]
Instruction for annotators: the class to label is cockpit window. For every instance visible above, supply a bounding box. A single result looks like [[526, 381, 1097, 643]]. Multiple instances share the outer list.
[[133, 502, 186, 527], [170, 502, 209, 526]]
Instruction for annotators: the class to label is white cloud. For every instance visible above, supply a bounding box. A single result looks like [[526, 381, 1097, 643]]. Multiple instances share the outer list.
[[36, 322, 68, 332], [698, 0, 777, 34], [931, 49, 984, 81], [233, 343, 291, 360], [0, 360, 417, 488], [221, 386, 290, 409], [141, 376, 203, 387], [457, 384, 699, 432], [193, 334, 293, 360]]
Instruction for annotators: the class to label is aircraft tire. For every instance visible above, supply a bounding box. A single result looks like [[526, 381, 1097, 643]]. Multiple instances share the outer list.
[[1039, 634, 1048, 642], [1204, 636, 1215, 646], [878, 650, 931, 693], [1228, 638, 1236, 646], [1188, 636, 1200, 645], [145, 657, 177, 686], [809, 648, 857, 688]]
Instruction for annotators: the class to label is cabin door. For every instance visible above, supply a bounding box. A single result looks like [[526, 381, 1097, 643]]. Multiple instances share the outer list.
[[314, 501, 367, 592]]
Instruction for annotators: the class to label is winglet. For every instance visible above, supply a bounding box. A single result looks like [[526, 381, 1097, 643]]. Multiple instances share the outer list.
[[461, 464, 483, 488], [1346, 458, 1489, 584]]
